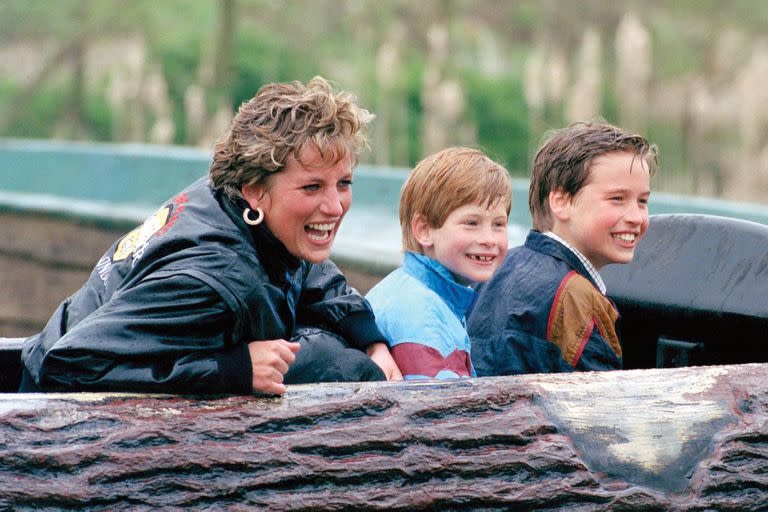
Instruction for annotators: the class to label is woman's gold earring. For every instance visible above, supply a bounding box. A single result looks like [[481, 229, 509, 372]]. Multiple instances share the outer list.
[[243, 207, 264, 226]]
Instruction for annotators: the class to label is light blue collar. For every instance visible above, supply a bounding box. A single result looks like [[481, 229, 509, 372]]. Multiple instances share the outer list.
[[402, 252, 475, 319]]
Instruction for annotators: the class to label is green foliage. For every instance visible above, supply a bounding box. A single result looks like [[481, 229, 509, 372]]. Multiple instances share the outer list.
[[600, 83, 620, 127], [464, 74, 530, 176], [153, 36, 203, 144], [0, 75, 112, 140], [231, 31, 317, 105], [646, 121, 686, 179], [2, 0, 768, 202], [511, 3, 544, 29], [403, 63, 425, 167], [83, 92, 113, 141], [6, 85, 68, 138]]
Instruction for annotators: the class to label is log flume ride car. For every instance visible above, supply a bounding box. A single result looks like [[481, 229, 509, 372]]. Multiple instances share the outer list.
[[0, 214, 766, 511]]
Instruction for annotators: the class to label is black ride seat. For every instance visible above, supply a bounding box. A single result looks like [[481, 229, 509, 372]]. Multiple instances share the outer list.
[[602, 213, 768, 369], [0, 337, 24, 392]]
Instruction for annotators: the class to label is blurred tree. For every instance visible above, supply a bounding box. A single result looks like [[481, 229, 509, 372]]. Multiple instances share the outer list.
[[186, 0, 237, 148], [2, 0, 768, 201]]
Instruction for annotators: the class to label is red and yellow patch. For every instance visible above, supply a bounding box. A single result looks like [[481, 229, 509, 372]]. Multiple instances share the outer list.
[[112, 192, 189, 262], [112, 207, 171, 262]]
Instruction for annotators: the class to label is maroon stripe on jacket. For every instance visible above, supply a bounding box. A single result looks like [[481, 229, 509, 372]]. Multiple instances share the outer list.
[[391, 343, 472, 378]]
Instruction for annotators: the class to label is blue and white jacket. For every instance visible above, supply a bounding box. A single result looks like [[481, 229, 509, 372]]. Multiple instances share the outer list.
[[366, 252, 475, 380]]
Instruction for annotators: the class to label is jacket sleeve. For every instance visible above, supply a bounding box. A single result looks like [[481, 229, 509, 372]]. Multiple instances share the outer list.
[[472, 316, 621, 376], [296, 260, 388, 350], [574, 328, 624, 371], [367, 280, 471, 380], [374, 310, 450, 380], [471, 327, 575, 377], [388, 337, 473, 380], [32, 273, 253, 394], [544, 271, 623, 371], [285, 326, 386, 383]]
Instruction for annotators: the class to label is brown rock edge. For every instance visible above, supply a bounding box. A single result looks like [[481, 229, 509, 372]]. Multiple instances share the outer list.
[[1, 363, 766, 510]]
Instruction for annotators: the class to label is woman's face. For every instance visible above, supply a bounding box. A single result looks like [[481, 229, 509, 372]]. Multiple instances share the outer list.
[[242, 145, 352, 263]]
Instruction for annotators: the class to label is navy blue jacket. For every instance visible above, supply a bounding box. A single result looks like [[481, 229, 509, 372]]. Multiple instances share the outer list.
[[21, 177, 385, 393], [468, 230, 623, 376]]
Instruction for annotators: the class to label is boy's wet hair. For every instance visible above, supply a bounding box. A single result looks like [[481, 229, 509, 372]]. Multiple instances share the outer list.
[[400, 147, 513, 253], [529, 120, 659, 231]]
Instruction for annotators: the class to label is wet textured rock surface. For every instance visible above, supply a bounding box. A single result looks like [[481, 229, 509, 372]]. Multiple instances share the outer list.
[[1, 364, 767, 510]]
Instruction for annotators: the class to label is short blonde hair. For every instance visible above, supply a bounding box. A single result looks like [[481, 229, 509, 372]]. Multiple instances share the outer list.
[[400, 147, 512, 253], [210, 76, 374, 199]]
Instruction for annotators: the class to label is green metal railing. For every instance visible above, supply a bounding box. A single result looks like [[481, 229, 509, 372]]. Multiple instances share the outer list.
[[2, 137, 767, 271]]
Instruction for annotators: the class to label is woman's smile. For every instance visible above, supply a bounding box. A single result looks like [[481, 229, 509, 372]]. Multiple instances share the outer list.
[[242, 144, 352, 263], [306, 222, 336, 241]]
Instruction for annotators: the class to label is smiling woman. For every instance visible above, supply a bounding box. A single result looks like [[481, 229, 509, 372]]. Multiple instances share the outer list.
[[17, 76, 401, 395], [241, 145, 353, 264]]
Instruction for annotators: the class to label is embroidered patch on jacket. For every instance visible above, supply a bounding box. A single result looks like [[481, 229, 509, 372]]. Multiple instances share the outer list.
[[112, 207, 171, 262], [111, 193, 189, 264], [546, 271, 621, 367]]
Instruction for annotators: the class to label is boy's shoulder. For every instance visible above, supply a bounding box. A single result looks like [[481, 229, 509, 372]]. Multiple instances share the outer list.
[[473, 231, 599, 321], [366, 265, 466, 348], [492, 232, 574, 286], [367, 265, 452, 312]]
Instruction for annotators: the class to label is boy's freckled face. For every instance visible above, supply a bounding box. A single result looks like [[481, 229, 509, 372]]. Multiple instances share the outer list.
[[553, 151, 651, 270], [423, 202, 509, 283]]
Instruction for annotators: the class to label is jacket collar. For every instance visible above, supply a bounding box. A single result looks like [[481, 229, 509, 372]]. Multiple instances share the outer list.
[[542, 231, 606, 294], [524, 230, 603, 292], [217, 187, 302, 284], [402, 252, 475, 319]]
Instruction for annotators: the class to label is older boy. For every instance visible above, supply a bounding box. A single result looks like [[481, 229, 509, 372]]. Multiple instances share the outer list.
[[366, 147, 512, 379], [468, 121, 658, 375]]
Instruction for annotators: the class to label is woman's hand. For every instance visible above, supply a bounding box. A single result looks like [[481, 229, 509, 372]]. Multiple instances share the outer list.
[[248, 339, 301, 394], [366, 342, 403, 381]]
